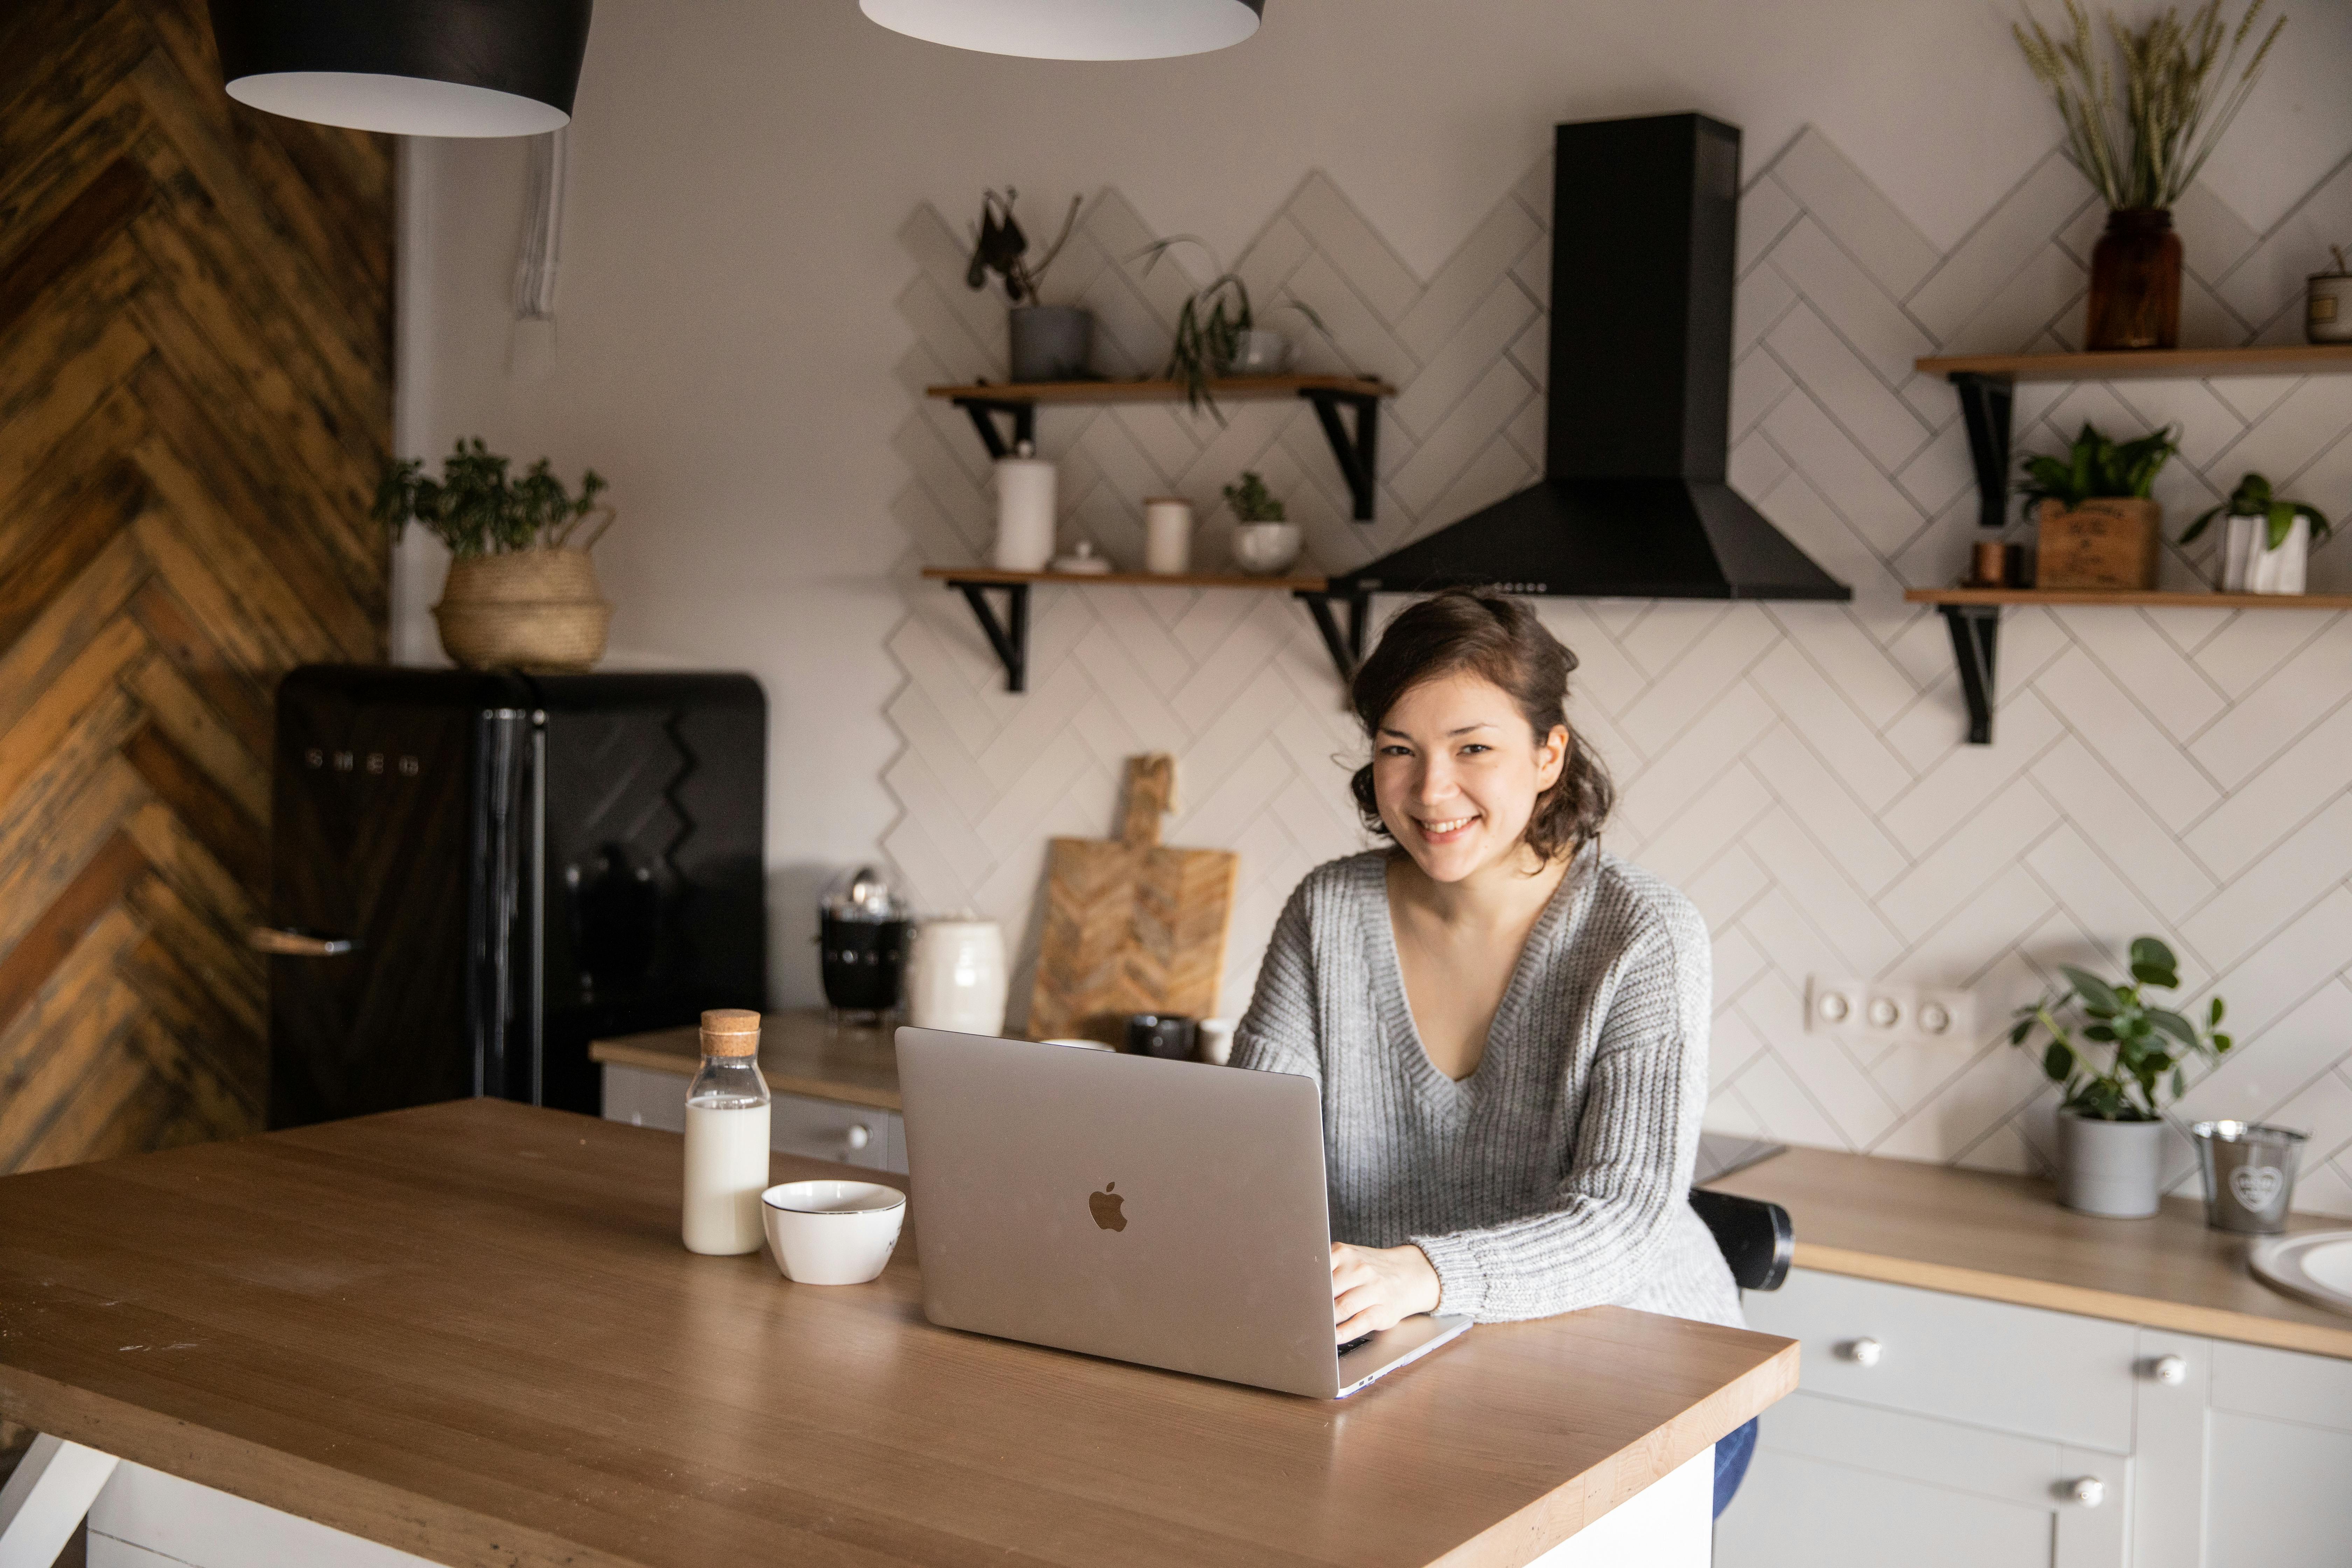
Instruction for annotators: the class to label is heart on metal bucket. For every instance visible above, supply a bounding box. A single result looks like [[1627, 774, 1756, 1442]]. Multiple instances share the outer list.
[[2230, 1164, 2284, 1212]]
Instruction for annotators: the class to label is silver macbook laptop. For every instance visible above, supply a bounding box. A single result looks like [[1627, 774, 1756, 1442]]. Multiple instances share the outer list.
[[895, 1027, 1470, 1399]]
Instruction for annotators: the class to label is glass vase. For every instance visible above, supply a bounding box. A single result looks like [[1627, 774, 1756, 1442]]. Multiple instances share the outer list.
[[2084, 209, 2181, 351]]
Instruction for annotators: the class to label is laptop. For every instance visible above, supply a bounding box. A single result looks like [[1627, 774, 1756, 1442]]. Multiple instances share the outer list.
[[894, 1027, 1470, 1399]]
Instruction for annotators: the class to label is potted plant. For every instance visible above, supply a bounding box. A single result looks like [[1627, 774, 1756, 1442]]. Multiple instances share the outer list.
[[965, 187, 1088, 383], [1223, 471, 1300, 575], [374, 438, 615, 672], [2015, 0, 2282, 350], [2182, 472, 2332, 595], [2017, 422, 2178, 588], [2009, 937, 2232, 1217], [1134, 237, 1332, 416]]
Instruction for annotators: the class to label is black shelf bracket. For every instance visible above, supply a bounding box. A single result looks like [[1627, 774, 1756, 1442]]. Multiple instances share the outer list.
[[1300, 388, 1382, 522], [950, 397, 1037, 461], [944, 580, 1029, 692], [1939, 604, 2001, 745], [1294, 587, 1373, 683], [1948, 371, 2015, 532]]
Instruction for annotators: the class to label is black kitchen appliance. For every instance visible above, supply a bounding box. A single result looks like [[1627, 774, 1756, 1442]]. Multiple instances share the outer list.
[[1330, 112, 1850, 602], [819, 864, 910, 1017], [262, 666, 766, 1128]]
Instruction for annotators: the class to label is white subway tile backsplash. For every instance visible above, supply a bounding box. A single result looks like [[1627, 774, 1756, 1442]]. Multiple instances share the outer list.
[[885, 138, 2352, 1206]]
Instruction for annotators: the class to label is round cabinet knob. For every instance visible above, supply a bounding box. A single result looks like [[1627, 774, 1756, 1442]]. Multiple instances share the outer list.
[[1842, 1337, 1883, 1367], [2152, 1354, 2187, 1386], [2070, 1477, 2105, 1508], [845, 1124, 872, 1152]]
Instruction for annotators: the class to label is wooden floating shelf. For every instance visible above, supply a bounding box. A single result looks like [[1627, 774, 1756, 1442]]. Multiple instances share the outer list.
[[920, 567, 1326, 592], [924, 375, 1396, 403], [1915, 345, 2352, 383], [1907, 587, 2352, 610], [1907, 585, 2352, 747], [922, 567, 1370, 694]]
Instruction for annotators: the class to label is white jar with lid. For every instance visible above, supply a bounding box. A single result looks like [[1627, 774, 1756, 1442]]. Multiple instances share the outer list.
[[905, 916, 1008, 1036], [991, 441, 1057, 572], [682, 1009, 771, 1255]]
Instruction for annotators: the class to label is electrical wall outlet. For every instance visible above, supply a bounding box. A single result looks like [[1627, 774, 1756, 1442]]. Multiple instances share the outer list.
[[1806, 976, 1975, 1046]]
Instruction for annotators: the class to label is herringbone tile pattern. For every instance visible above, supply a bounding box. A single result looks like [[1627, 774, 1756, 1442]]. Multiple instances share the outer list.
[[0, 0, 391, 1172], [887, 131, 2352, 1210]]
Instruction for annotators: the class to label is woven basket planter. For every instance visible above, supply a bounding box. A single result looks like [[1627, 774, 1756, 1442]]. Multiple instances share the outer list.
[[433, 548, 611, 672]]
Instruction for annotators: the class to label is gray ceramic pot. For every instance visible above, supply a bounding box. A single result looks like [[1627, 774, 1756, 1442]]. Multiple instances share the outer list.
[[2056, 1111, 2166, 1218], [1008, 305, 1093, 383]]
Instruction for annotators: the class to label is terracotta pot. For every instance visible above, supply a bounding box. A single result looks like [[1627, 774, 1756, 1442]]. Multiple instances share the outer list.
[[2035, 497, 2160, 590], [432, 548, 611, 671], [2085, 209, 2181, 351]]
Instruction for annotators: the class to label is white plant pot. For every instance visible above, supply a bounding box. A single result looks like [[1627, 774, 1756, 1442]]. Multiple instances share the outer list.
[[2056, 1111, 2166, 1218], [2219, 513, 2309, 595]]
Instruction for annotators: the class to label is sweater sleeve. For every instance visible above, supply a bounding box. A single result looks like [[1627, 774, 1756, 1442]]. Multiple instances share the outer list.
[[1228, 877, 1323, 1090], [1407, 892, 1711, 1322]]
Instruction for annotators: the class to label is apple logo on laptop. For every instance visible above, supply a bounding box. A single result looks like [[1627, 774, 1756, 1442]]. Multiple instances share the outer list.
[[1089, 1182, 1127, 1232]]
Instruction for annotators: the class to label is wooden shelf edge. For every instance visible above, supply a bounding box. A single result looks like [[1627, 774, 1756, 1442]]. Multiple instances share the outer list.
[[924, 375, 1396, 403], [922, 566, 1328, 592], [1906, 587, 2352, 610], [1915, 344, 2352, 383]]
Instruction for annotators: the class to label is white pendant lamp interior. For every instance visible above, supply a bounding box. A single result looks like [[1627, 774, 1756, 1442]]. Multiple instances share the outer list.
[[206, 0, 594, 138], [860, 0, 1264, 61]]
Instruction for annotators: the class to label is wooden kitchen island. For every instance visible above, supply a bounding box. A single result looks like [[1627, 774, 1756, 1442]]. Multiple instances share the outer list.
[[0, 1099, 1795, 1568]]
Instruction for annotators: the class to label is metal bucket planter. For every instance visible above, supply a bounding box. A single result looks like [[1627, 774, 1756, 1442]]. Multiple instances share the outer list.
[[433, 548, 611, 672]]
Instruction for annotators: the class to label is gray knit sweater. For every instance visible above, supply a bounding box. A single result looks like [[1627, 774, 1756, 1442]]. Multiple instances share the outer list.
[[1232, 847, 1742, 1329]]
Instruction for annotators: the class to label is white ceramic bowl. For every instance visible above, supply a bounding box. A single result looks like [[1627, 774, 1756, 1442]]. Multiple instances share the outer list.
[[1231, 522, 1302, 575], [760, 1180, 905, 1285]]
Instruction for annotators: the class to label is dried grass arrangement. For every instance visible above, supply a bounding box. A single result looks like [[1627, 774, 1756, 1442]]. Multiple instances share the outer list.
[[2014, 0, 2282, 211]]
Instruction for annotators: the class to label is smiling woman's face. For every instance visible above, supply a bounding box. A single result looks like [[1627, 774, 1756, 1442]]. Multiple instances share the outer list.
[[1371, 670, 1568, 884]]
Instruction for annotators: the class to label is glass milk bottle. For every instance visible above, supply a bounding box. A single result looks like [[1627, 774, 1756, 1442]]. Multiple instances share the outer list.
[[681, 1009, 770, 1255]]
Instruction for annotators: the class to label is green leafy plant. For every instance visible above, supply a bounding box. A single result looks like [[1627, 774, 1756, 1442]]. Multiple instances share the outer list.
[[1223, 471, 1286, 523], [2180, 471, 2333, 552], [372, 439, 610, 559], [2009, 937, 2232, 1121], [2014, 0, 2283, 211], [964, 187, 1083, 305], [1134, 237, 1332, 416], [2017, 422, 2179, 509]]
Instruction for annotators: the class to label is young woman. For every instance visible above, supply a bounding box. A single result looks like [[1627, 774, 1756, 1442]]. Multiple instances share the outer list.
[[1232, 587, 1755, 1512]]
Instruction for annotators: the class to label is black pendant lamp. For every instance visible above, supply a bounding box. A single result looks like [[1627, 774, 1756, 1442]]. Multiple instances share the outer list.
[[861, 0, 1263, 61], [206, 0, 594, 137]]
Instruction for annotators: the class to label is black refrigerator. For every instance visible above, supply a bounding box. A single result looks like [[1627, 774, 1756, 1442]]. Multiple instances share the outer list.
[[262, 667, 766, 1128]]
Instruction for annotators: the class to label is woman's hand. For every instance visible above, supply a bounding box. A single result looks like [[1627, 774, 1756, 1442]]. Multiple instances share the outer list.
[[1331, 1242, 1442, 1343]]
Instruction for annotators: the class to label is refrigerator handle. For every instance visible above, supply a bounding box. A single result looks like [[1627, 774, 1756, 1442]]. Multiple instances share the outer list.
[[527, 713, 547, 1107]]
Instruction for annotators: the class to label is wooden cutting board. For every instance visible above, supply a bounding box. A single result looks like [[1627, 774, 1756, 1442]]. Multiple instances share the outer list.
[[1026, 754, 1239, 1045]]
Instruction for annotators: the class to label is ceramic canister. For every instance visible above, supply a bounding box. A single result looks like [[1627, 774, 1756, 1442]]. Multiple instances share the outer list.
[[991, 443, 1057, 572], [904, 916, 1008, 1036], [2307, 273, 2352, 344], [1143, 497, 1194, 575]]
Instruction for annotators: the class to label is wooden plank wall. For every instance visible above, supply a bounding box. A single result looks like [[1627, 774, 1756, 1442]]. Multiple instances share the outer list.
[[0, 0, 391, 1174]]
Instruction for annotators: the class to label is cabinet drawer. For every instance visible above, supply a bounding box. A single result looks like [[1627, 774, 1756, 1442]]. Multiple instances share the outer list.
[[771, 1093, 895, 1172], [1743, 1269, 2136, 1451], [2209, 1337, 2352, 1435]]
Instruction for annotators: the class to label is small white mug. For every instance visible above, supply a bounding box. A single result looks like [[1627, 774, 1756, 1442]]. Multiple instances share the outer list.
[[1196, 1017, 1238, 1066]]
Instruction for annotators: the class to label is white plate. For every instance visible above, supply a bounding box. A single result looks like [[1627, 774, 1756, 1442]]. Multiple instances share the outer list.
[[2249, 1229, 2352, 1318]]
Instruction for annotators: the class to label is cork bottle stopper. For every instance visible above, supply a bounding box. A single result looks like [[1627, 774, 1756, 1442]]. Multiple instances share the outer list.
[[700, 1009, 761, 1057]]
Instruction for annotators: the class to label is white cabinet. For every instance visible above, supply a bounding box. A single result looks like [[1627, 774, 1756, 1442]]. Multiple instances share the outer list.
[[600, 1063, 907, 1174], [2132, 1329, 2352, 1568], [1718, 1268, 2351, 1568]]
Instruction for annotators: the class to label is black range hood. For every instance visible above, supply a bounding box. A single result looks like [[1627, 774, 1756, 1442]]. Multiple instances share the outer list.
[[1333, 113, 1849, 602]]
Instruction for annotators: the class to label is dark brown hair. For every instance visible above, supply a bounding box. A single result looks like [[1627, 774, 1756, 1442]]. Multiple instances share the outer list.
[[1348, 588, 1612, 863]]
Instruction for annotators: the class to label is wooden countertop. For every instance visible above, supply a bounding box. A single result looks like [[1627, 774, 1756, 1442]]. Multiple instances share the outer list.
[[1707, 1146, 2352, 1360], [593, 1010, 902, 1110], [0, 1099, 1796, 1568]]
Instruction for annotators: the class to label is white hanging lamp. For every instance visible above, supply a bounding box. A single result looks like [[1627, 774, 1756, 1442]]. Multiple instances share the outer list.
[[861, 0, 1263, 61], [205, 0, 595, 138]]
